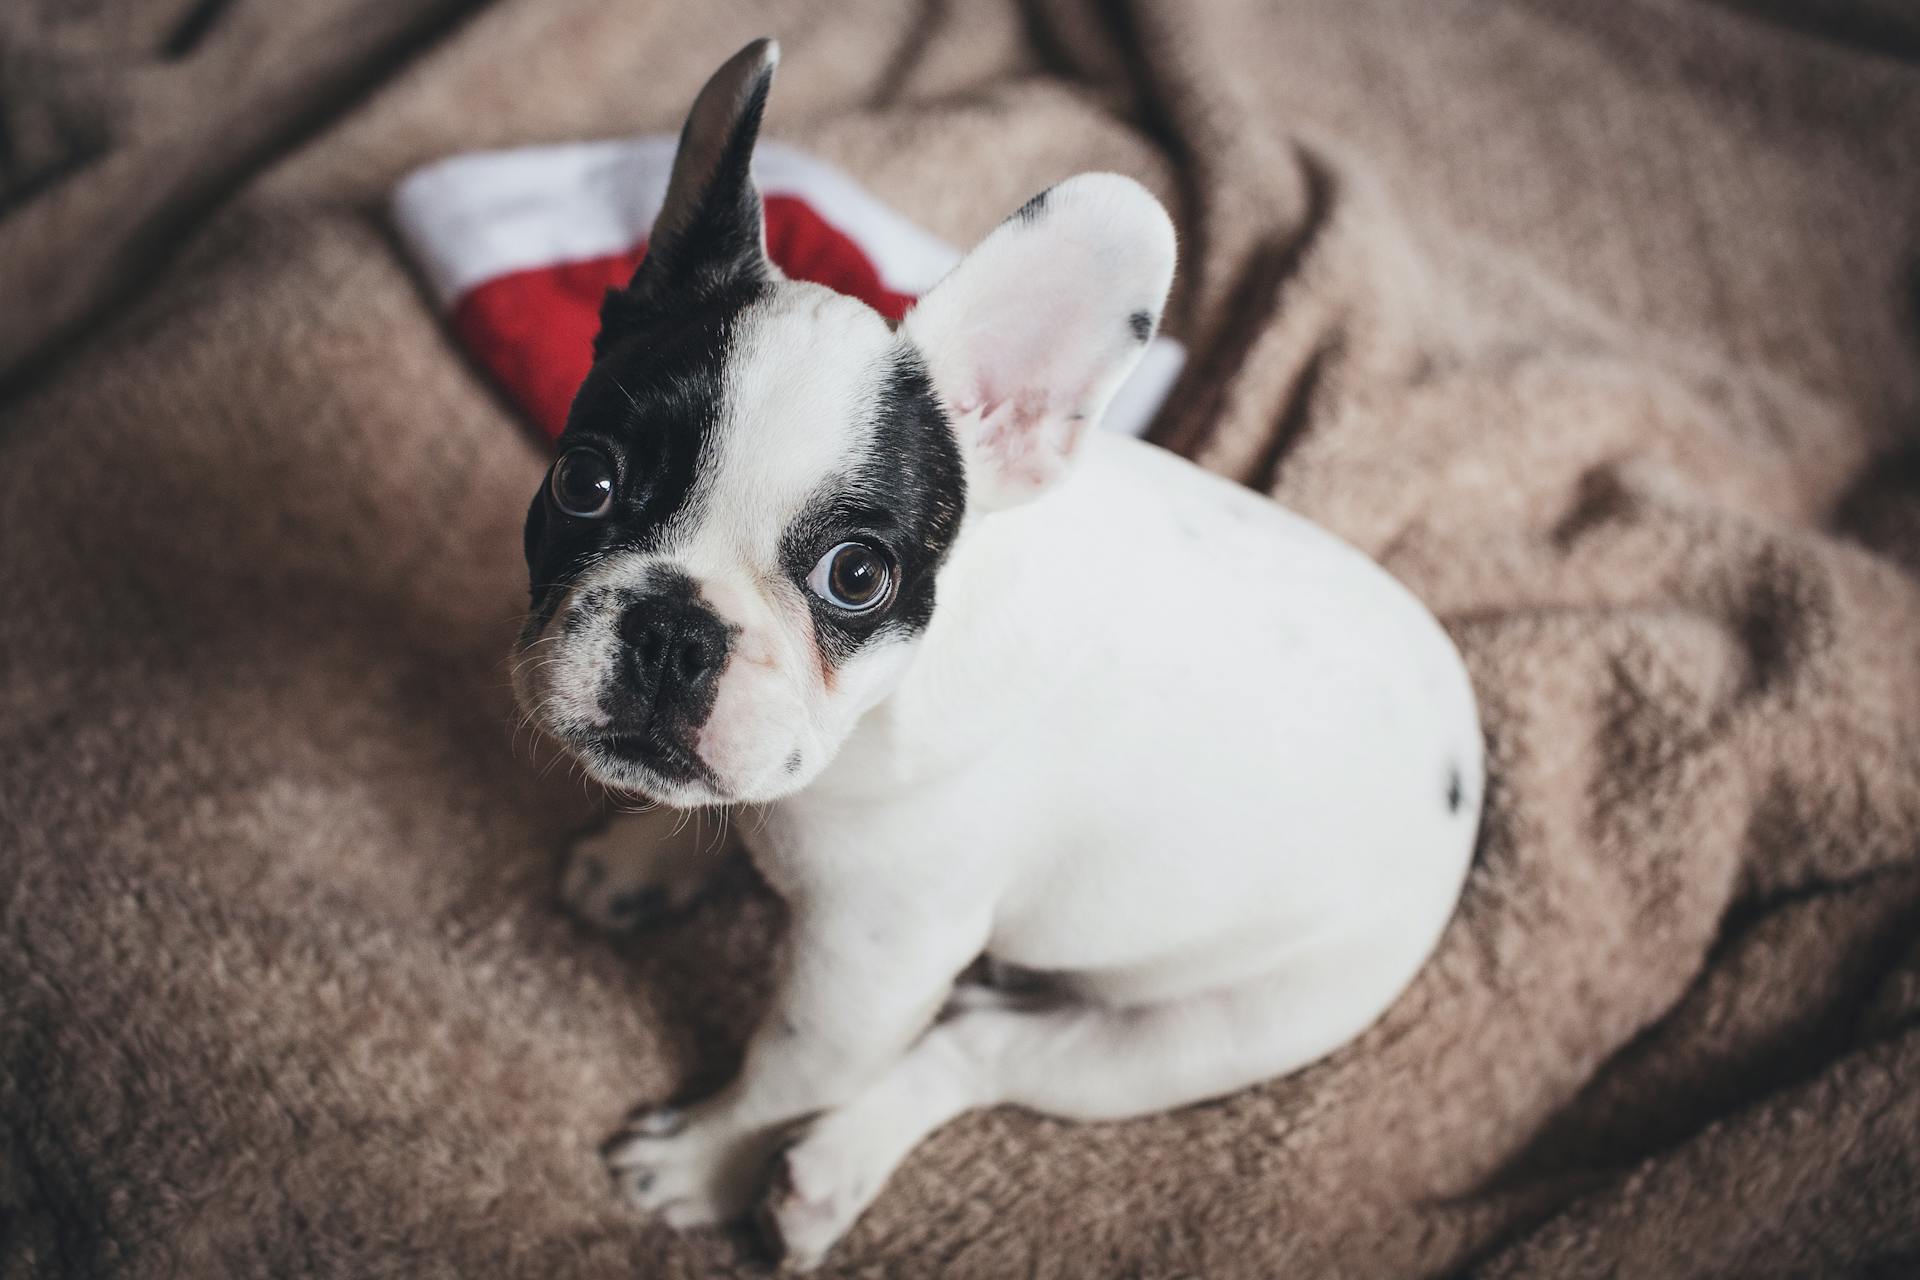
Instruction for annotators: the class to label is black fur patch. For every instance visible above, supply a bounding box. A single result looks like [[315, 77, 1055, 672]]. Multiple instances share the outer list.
[[527, 45, 775, 630], [1128, 309, 1153, 342], [777, 344, 965, 669], [1446, 763, 1465, 814], [522, 277, 770, 631], [1010, 187, 1050, 226]]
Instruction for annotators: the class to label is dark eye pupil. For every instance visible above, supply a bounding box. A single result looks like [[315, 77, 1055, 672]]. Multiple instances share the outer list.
[[830, 545, 883, 603], [552, 451, 613, 516]]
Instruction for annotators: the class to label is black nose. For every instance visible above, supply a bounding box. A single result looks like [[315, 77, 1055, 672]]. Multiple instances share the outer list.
[[623, 606, 720, 690], [613, 576, 732, 718]]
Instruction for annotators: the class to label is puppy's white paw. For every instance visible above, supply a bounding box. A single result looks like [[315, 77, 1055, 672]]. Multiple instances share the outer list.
[[560, 821, 712, 932], [759, 1111, 893, 1270], [603, 1102, 779, 1230]]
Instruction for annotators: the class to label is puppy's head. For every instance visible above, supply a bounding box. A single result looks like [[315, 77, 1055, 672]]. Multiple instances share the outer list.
[[514, 38, 1175, 805]]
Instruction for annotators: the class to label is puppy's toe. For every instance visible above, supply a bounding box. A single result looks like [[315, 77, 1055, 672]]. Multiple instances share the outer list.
[[625, 1103, 684, 1136], [600, 1104, 772, 1229], [759, 1144, 870, 1271]]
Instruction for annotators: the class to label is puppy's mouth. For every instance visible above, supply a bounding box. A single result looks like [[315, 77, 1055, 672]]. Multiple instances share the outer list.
[[581, 727, 728, 799]]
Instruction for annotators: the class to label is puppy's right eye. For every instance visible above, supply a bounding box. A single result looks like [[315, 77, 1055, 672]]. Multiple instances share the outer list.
[[550, 448, 616, 519], [807, 541, 893, 613]]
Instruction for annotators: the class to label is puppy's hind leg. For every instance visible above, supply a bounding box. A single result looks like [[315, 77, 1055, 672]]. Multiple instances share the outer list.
[[559, 804, 733, 932], [763, 957, 1394, 1269]]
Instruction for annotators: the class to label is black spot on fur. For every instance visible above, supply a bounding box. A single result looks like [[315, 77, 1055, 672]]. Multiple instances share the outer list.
[[522, 275, 769, 633], [1446, 763, 1465, 814], [1010, 187, 1050, 226], [784, 750, 803, 775], [778, 345, 965, 669], [1128, 309, 1153, 342]]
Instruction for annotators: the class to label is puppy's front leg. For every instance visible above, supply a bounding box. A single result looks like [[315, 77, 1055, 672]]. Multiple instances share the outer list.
[[606, 894, 986, 1228]]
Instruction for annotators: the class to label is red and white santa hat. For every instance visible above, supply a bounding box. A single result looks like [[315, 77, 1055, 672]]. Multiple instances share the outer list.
[[391, 137, 1184, 445]]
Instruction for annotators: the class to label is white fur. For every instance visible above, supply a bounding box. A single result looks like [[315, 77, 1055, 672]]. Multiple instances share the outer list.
[[546, 174, 1482, 1267]]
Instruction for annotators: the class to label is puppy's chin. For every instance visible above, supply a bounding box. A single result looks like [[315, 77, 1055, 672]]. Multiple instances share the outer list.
[[571, 741, 734, 808], [569, 727, 818, 808]]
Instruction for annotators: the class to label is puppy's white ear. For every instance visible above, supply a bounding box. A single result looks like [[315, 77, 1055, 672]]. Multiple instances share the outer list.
[[903, 174, 1175, 509]]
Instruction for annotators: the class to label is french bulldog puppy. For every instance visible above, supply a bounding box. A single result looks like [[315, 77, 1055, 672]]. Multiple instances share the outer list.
[[513, 38, 1482, 1269]]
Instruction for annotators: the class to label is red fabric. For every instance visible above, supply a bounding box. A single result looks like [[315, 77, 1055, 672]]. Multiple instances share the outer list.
[[451, 194, 920, 441]]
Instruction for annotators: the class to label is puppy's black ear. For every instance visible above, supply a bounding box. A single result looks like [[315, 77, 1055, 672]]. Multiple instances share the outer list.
[[599, 38, 779, 350]]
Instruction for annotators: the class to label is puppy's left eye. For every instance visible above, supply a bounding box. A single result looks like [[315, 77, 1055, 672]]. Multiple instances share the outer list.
[[550, 448, 615, 519], [807, 541, 893, 613]]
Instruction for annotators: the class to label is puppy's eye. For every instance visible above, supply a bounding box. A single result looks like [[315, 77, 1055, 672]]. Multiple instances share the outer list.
[[549, 448, 615, 519], [807, 541, 893, 613]]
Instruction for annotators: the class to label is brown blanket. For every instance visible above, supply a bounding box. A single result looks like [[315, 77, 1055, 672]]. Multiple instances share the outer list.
[[5, 1, 1920, 1275]]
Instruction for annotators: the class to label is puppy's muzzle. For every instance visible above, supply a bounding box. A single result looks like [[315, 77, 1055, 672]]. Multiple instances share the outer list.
[[595, 572, 734, 783]]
